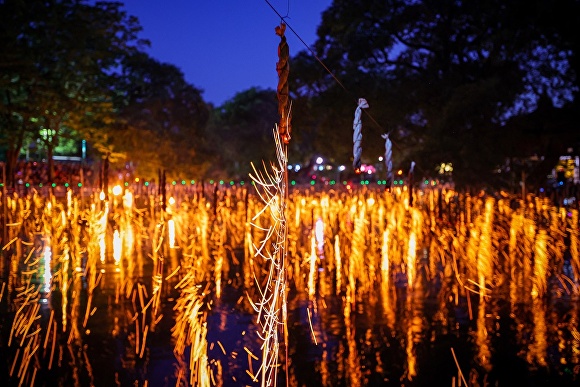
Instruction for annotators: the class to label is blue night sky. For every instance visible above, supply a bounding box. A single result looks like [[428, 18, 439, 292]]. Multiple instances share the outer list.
[[120, 0, 333, 106]]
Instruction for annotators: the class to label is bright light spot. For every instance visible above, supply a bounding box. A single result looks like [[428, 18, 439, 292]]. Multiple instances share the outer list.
[[43, 245, 52, 293], [378, 156, 384, 161], [295, 164, 301, 171], [315, 218, 324, 254], [113, 230, 121, 264], [316, 157, 323, 164], [123, 190, 133, 209], [112, 185, 122, 196], [338, 165, 346, 172], [168, 219, 176, 248], [168, 196, 176, 206]]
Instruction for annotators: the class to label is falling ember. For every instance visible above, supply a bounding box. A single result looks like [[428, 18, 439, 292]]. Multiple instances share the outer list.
[[248, 126, 290, 387], [407, 232, 417, 289], [477, 197, 494, 298], [531, 229, 549, 298], [381, 229, 395, 328], [509, 213, 524, 305], [43, 244, 52, 294], [123, 189, 133, 210], [315, 217, 324, 255], [1, 176, 580, 386], [168, 219, 176, 249], [475, 296, 492, 371], [308, 232, 318, 300], [527, 298, 548, 367], [381, 229, 390, 285], [113, 229, 122, 265], [334, 236, 342, 296]]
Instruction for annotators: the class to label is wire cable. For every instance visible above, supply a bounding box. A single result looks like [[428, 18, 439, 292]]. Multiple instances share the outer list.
[[263, 0, 429, 178]]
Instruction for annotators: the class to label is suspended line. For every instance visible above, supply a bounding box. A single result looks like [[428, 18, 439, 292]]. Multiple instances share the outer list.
[[264, 0, 348, 92], [264, 0, 428, 177]]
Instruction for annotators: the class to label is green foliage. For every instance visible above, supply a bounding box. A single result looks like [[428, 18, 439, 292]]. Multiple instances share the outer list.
[[0, 0, 146, 183], [207, 87, 279, 179], [108, 53, 211, 180], [290, 0, 580, 189], [0, 0, 211, 184]]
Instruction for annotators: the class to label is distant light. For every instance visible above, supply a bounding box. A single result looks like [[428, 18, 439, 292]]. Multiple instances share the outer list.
[[124, 182, 129, 186], [316, 157, 323, 164], [230, 181, 234, 185], [135, 177, 140, 182], [172, 181, 176, 185], [378, 156, 383, 161], [219, 180, 224, 185], [318, 166, 324, 171], [291, 180, 296, 185], [310, 180, 316, 185], [145, 181, 149, 186], [99, 191, 106, 200], [181, 180, 186, 185], [78, 183, 82, 187], [191, 180, 195, 184], [295, 164, 301, 171], [112, 185, 122, 196], [168, 196, 176, 206]]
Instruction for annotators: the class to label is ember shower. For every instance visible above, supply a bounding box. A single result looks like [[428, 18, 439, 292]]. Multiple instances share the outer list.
[[0, 185, 579, 386]]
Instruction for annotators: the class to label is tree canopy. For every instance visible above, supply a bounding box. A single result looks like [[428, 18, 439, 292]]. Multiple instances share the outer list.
[[290, 0, 580, 189], [0, 0, 212, 186], [206, 87, 279, 179]]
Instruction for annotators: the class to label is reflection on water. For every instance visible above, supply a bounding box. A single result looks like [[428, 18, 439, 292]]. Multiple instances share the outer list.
[[1, 186, 579, 386]]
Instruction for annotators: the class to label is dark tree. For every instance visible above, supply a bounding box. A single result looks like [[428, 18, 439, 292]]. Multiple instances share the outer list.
[[290, 0, 580, 188], [207, 87, 279, 179], [0, 0, 146, 185], [104, 52, 211, 181]]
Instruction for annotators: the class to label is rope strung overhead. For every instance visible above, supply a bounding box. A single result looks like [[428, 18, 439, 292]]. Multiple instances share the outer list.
[[381, 133, 393, 188], [276, 22, 292, 144], [352, 98, 369, 173]]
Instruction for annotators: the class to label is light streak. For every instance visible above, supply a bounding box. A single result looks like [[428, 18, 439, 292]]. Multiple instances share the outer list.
[[113, 229, 121, 265]]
